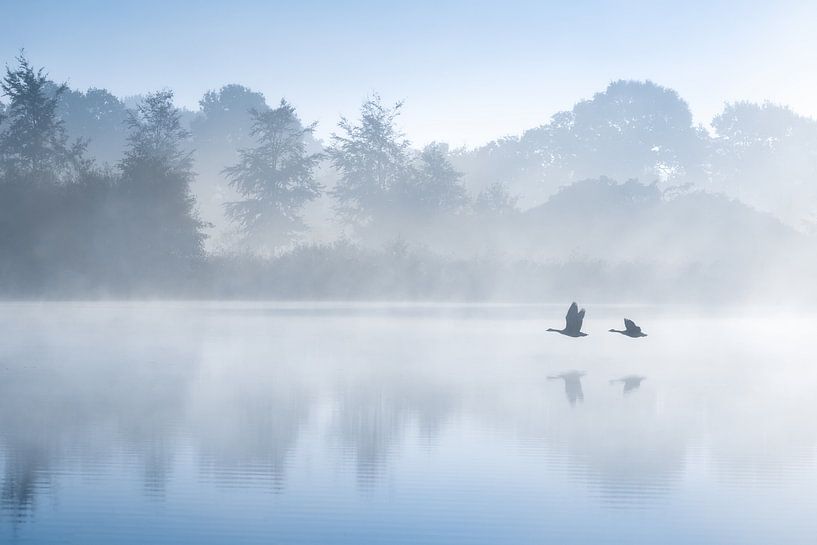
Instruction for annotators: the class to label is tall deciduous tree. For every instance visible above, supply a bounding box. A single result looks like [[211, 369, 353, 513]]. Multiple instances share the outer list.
[[193, 84, 269, 152], [453, 80, 707, 209], [399, 142, 467, 218], [0, 53, 87, 183], [223, 99, 322, 252], [0, 55, 93, 291], [328, 95, 411, 228], [188, 85, 271, 241], [117, 91, 206, 272], [474, 182, 519, 217], [710, 102, 817, 228], [55, 86, 129, 166]]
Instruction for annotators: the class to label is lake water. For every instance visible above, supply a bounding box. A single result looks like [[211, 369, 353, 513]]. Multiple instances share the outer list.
[[1, 302, 815, 544]]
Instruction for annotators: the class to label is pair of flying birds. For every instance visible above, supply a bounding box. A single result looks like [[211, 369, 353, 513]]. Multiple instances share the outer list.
[[547, 302, 646, 338]]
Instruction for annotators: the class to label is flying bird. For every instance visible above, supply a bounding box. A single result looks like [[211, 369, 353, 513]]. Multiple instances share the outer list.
[[609, 318, 647, 338], [547, 302, 588, 337], [610, 375, 646, 394]]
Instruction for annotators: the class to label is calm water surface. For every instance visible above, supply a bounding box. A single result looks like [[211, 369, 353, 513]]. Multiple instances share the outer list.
[[0, 302, 815, 544]]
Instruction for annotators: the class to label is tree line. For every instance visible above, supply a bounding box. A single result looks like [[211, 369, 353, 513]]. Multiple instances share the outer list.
[[0, 55, 520, 292], [0, 57, 204, 292], [1, 54, 815, 299]]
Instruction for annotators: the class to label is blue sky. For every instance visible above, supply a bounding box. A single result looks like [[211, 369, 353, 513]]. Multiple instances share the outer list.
[[2, 0, 816, 147]]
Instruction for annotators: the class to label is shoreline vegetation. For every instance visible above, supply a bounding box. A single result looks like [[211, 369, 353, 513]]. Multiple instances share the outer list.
[[1, 243, 811, 303], [1, 54, 815, 302]]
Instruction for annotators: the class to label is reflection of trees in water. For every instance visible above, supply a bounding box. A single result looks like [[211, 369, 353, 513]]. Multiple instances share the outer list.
[[190, 379, 312, 492], [574, 414, 686, 507], [0, 357, 191, 509], [0, 313, 199, 516], [514, 376, 689, 509], [0, 347, 57, 521], [181, 328, 318, 492], [140, 436, 175, 499], [3, 307, 817, 525], [531, 365, 817, 508], [694, 370, 817, 487], [576, 429, 685, 508], [333, 372, 456, 488], [0, 445, 52, 522]]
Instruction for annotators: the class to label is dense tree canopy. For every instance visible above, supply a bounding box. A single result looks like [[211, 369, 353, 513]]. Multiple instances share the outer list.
[[398, 142, 467, 218], [0, 54, 815, 298], [55, 86, 129, 165], [454, 80, 708, 207], [328, 95, 411, 228], [556, 80, 705, 182], [710, 102, 817, 228], [474, 182, 519, 217], [0, 54, 88, 183], [224, 100, 323, 252], [192, 84, 268, 155], [117, 90, 206, 269], [328, 98, 469, 243]]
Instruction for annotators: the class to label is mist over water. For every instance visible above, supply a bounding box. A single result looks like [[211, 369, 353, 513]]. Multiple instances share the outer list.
[[1, 302, 815, 544], [3, 3, 817, 543]]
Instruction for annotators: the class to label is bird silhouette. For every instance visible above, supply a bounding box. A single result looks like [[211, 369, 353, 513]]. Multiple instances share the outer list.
[[548, 370, 585, 405], [609, 318, 647, 338], [547, 302, 588, 337], [609, 375, 646, 394]]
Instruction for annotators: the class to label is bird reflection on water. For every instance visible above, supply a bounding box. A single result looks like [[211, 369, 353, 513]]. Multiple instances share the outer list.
[[610, 375, 646, 395], [3, 304, 817, 545], [548, 370, 586, 405]]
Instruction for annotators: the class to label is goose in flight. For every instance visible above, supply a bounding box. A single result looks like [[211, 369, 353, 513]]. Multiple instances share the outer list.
[[610, 375, 646, 394], [547, 302, 588, 337], [548, 370, 585, 405], [609, 318, 647, 338]]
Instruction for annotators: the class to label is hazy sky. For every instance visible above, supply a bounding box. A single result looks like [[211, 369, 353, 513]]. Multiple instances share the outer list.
[[3, 0, 817, 147]]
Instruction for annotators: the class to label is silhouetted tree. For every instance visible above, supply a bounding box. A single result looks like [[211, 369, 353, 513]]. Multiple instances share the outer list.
[[710, 101, 817, 228], [399, 142, 467, 218], [192, 85, 269, 152], [328, 95, 411, 228], [55, 86, 129, 165], [474, 181, 519, 217], [0, 53, 88, 183], [190, 84, 325, 242], [0, 55, 94, 291], [223, 99, 322, 252], [0, 54, 813, 299], [190, 85, 276, 240], [551, 80, 705, 182], [454, 80, 707, 209], [115, 91, 206, 282]]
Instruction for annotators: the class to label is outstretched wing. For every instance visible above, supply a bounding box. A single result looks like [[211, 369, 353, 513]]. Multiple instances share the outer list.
[[565, 302, 584, 334], [624, 318, 641, 335]]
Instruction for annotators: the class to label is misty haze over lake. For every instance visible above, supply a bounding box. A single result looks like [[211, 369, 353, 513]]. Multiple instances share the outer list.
[[1, 303, 816, 544], [3, 1, 817, 543]]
